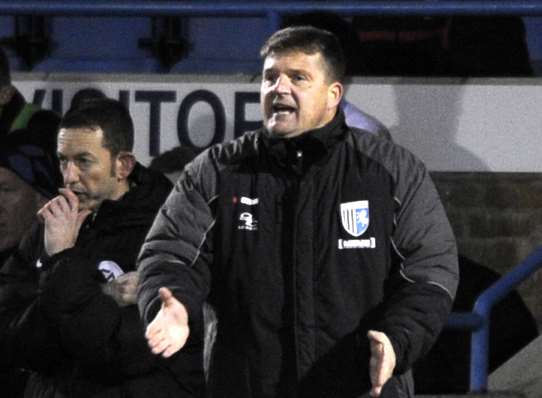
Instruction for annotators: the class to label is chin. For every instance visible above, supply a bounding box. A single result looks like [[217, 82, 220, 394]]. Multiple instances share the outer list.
[[267, 125, 296, 138], [78, 202, 94, 212]]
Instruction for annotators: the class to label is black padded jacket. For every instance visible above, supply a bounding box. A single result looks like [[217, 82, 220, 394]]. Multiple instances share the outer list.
[[138, 112, 459, 398]]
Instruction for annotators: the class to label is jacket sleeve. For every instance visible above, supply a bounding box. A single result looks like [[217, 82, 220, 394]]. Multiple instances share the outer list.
[[373, 148, 459, 374], [137, 152, 216, 336], [0, 223, 63, 372], [38, 244, 162, 377]]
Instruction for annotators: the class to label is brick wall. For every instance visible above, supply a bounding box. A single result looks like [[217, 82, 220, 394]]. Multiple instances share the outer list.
[[432, 172, 542, 329]]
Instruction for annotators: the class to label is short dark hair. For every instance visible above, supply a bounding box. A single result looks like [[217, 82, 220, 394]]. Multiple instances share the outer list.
[[149, 145, 197, 174], [69, 87, 107, 111], [260, 26, 346, 83], [59, 98, 134, 156]]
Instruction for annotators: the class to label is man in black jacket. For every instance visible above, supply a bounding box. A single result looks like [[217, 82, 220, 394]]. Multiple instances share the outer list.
[[0, 99, 203, 398], [138, 27, 458, 398], [0, 125, 62, 398]]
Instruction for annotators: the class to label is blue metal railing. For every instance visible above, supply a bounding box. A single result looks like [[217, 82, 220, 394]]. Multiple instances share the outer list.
[[3, 1, 542, 17], [446, 246, 542, 393], [2, 1, 542, 50]]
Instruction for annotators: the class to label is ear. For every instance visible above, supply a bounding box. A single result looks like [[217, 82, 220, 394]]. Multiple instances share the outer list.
[[115, 151, 136, 181], [327, 81, 344, 109]]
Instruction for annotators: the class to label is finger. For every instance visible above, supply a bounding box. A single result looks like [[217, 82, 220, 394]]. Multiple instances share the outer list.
[[146, 326, 166, 348], [54, 195, 71, 214], [368, 331, 385, 387], [146, 321, 162, 339], [150, 337, 171, 355], [38, 203, 55, 221], [371, 350, 384, 387], [36, 206, 48, 222], [163, 343, 182, 358], [367, 330, 385, 344], [370, 385, 382, 397], [59, 188, 80, 211], [37, 199, 54, 216], [47, 198, 63, 216]]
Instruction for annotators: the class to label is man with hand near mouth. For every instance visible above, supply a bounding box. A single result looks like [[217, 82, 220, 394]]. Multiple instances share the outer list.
[[138, 27, 458, 398], [0, 99, 202, 398]]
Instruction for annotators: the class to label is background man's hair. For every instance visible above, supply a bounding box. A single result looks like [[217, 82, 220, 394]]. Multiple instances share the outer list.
[[260, 25, 346, 83], [149, 145, 198, 174], [69, 88, 107, 112], [60, 98, 134, 156], [0, 46, 11, 87]]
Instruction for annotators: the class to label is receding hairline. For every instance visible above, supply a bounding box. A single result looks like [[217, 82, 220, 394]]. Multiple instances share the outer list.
[[261, 48, 340, 84]]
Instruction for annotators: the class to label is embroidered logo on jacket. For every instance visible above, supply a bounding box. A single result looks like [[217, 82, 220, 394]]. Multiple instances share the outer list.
[[98, 260, 125, 281], [238, 212, 258, 231], [340, 200, 370, 237], [240, 196, 259, 206], [339, 200, 376, 249]]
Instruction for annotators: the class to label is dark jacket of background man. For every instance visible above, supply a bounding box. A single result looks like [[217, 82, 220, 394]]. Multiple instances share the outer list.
[[0, 163, 182, 398]]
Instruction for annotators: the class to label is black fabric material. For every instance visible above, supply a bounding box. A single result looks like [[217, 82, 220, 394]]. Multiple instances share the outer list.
[[138, 111, 458, 398], [0, 164, 205, 398]]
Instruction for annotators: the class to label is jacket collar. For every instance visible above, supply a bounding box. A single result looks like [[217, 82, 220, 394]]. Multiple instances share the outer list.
[[90, 163, 172, 230], [262, 109, 347, 174]]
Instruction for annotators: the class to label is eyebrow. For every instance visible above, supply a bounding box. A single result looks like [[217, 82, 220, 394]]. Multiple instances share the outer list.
[[57, 151, 96, 159]]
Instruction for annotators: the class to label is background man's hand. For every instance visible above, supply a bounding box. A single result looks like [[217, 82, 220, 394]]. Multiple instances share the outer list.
[[145, 287, 190, 357], [368, 330, 396, 397], [37, 188, 91, 256], [102, 271, 139, 306]]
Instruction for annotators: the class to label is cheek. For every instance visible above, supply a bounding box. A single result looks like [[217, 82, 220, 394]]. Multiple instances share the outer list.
[[261, 92, 271, 111]]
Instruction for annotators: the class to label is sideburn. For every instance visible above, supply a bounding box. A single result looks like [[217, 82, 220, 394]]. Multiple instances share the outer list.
[[109, 153, 117, 178]]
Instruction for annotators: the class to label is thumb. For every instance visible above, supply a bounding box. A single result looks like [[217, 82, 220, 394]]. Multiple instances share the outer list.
[[159, 287, 173, 304], [368, 330, 386, 346]]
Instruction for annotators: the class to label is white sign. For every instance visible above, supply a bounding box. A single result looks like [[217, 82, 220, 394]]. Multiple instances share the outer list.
[[14, 73, 542, 172]]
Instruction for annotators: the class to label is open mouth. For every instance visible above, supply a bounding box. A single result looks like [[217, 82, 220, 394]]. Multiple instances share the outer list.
[[272, 103, 296, 116]]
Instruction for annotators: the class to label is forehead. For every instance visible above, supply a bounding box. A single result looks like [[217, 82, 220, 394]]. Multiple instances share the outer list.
[[263, 50, 325, 72], [57, 127, 107, 156]]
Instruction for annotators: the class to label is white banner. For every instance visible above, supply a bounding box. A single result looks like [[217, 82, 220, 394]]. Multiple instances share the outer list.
[[14, 73, 542, 172]]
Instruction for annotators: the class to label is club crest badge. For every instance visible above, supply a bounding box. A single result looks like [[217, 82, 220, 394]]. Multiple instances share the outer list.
[[340, 200, 370, 237]]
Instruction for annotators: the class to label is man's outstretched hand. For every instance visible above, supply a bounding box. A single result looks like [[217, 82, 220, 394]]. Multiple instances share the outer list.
[[145, 287, 190, 358], [368, 330, 396, 397]]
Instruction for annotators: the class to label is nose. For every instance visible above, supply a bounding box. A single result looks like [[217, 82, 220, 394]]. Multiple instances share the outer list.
[[273, 75, 291, 95], [62, 162, 80, 186]]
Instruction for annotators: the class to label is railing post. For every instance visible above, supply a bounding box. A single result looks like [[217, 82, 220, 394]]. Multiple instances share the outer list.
[[470, 315, 490, 392], [468, 246, 542, 392]]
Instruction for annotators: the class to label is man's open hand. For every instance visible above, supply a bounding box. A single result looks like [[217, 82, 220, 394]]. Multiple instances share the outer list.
[[368, 330, 396, 397], [145, 287, 190, 357]]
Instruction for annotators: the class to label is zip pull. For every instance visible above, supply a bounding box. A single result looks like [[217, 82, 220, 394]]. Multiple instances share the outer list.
[[293, 149, 304, 175]]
